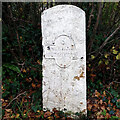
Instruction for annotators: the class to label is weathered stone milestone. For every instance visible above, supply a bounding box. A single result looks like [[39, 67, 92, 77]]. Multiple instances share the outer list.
[[42, 5, 86, 113]]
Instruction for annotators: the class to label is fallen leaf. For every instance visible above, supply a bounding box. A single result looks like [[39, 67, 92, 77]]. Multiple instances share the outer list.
[[105, 113, 111, 119], [37, 84, 41, 88], [44, 111, 51, 118], [37, 110, 40, 113], [95, 90, 100, 97], [48, 116, 54, 120], [5, 109, 12, 113], [37, 60, 41, 65], [99, 100, 103, 105], [11, 115, 15, 118], [15, 113, 20, 118], [32, 83, 36, 88], [88, 104, 92, 111], [103, 91, 106, 96], [23, 69, 26, 73], [54, 113, 60, 119], [2, 102, 7, 107]]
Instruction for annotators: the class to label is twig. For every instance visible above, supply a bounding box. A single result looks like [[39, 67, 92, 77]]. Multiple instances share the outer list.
[[88, 25, 120, 57], [87, 3, 94, 32], [5, 91, 26, 109], [7, 42, 19, 62], [95, 25, 120, 58], [17, 62, 25, 66], [113, 81, 120, 84], [16, 31, 23, 60], [104, 89, 113, 97], [87, 3, 103, 52]]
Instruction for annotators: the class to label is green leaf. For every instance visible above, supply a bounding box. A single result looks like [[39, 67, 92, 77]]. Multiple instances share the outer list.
[[116, 102, 120, 108], [31, 106, 38, 113], [3, 63, 20, 73], [3, 91, 10, 97], [111, 116, 119, 119], [111, 88, 118, 97], [101, 109, 106, 116]]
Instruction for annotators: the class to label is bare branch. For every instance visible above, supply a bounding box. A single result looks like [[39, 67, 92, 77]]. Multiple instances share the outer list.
[[87, 4, 94, 32], [5, 91, 26, 109], [95, 25, 120, 57], [16, 31, 23, 60], [113, 81, 120, 84], [87, 3, 103, 52]]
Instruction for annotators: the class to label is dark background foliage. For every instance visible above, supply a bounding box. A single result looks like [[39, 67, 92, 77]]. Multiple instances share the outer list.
[[2, 2, 120, 119]]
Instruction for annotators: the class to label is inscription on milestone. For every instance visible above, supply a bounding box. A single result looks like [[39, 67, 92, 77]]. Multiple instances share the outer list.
[[45, 35, 77, 68]]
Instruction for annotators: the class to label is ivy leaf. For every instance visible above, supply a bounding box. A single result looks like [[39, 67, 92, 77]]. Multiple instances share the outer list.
[[112, 50, 118, 54], [116, 102, 120, 108], [3, 63, 23, 77], [3, 63, 20, 73], [105, 60, 109, 65], [91, 55, 95, 59], [101, 109, 106, 116], [111, 89, 118, 97], [98, 60, 102, 65], [116, 53, 120, 60], [104, 54, 109, 58]]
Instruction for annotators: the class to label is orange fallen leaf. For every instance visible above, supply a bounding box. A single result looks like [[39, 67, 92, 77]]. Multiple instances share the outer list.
[[32, 83, 36, 88], [117, 99, 120, 102], [94, 104, 98, 108], [52, 108, 58, 113], [107, 107, 110, 111], [108, 96, 111, 100], [15, 113, 20, 118], [90, 74, 96, 77], [2, 102, 7, 107], [54, 112, 60, 119], [108, 100, 111, 104], [23, 69, 26, 73], [105, 113, 111, 119], [37, 84, 41, 88], [88, 104, 92, 111], [11, 115, 15, 118], [44, 111, 51, 118], [37, 60, 41, 65], [48, 116, 54, 120], [95, 90, 100, 97]]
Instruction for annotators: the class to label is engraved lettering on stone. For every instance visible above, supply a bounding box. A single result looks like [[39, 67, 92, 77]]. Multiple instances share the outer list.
[[45, 35, 77, 67]]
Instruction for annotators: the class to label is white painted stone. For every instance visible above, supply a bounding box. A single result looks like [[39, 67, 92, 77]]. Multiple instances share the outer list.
[[42, 5, 86, 113]]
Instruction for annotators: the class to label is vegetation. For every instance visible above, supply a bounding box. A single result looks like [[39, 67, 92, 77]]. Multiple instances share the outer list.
[[2, 2, 120, 119]]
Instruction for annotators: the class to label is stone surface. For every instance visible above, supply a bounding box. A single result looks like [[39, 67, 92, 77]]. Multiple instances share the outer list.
[[42, 5, 86, 113]]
